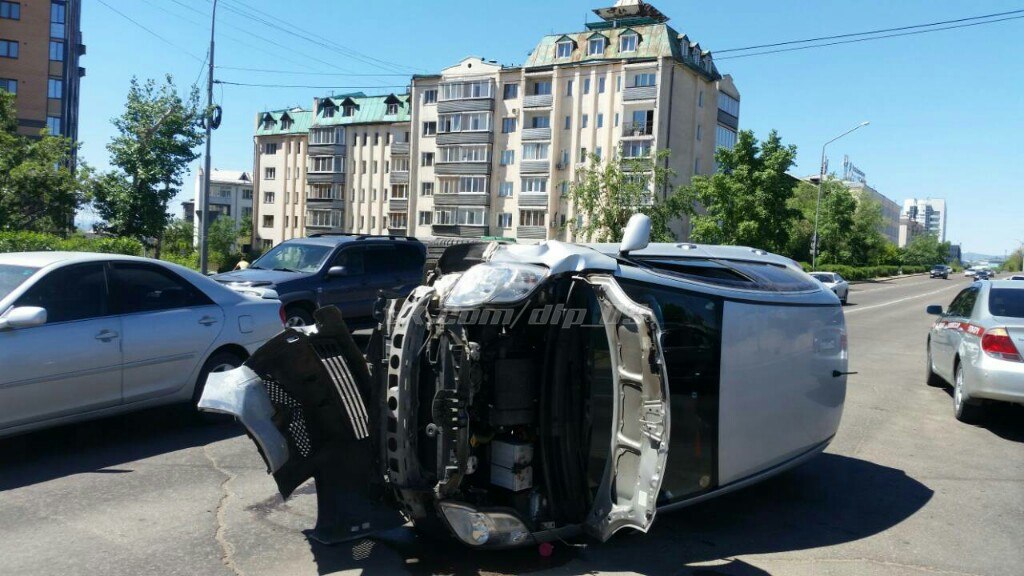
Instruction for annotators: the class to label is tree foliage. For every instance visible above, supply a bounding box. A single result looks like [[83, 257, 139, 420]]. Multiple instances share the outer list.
[[685, 130, 798, 254], [903, 233, 951, 266], [91, 76, 203, 249], [568, 150, 693, 243], [0, 91, 90, 234]]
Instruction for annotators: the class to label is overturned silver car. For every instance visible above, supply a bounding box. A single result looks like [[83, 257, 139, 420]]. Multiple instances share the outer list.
[[200, 216, 848, 549]]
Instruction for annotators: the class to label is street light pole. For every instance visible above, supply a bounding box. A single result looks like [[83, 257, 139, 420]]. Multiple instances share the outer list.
[[199, 0, 218, 275], [812, 121, 870, 269]]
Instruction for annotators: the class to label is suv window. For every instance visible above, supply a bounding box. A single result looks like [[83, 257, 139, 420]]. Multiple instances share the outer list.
[[253, 243, 332, 273], [332, 246, 365, 275], [394, 244, 424, 271], [113, 263, 213, 313], [364, 246, 398, 274], [988, 288, 1024, 318], [15, 263, 109, 324], [638, 258, 819, 292]]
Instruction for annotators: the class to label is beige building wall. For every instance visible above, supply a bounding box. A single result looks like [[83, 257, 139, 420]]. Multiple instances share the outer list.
[[254, 132, 309, 248], [346, 123, 410, 235]]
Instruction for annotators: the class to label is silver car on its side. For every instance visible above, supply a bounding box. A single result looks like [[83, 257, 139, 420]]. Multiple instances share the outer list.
[[926, 280, 1024, 422], [810, 272, 850, 305], [0, 252, 285, 438]]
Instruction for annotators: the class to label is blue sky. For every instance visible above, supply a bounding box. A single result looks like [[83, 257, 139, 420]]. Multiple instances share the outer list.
[[77, 0, 1024, 255]]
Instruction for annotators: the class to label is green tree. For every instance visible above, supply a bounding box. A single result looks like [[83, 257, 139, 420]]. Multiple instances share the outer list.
[[207, 215, 238, 264], [0, 91, 90, 234], [815, 182, 857, 264], [161, 217, 195, 259], [903, 234, 950, 266], [568, 150, 693, 242], [685, 130, 798, 254], [91, 76, 203, 255]]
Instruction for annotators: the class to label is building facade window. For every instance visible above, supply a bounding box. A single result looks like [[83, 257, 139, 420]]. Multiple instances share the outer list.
[[520, 209, 546, 227], [421, 182, 434, 196], [597, 113, 604, 128], [418, 211, 432, 225], [422, 121, 437, 136], [595, 146, 603, 161], [502, 117, 517, 133], [421, 152, 434, 166], [0, 2, 20, 20], [532, 81, 552, 96], [718, 93, 740, 117], [0, 39, 19, 59], [696, 124, 702, 141], [262, 215, 274, 228], [564, 116, 571, 130], [46, 116, 60, 134], [715, 125, 738, 150], [521, 177, 548, 194], [556, 41, 573, 59], [263, 191, 275, 203], [698, 90, 704, 107], [583, 78, 591, 94], [386, 103, 399, 115], [566, 80, 573, 96], [620, 32, 638, 52], [264, 167, 276, 180], [598, 77, 606, 93], [588, 36, 606, 55], [522, 142, 549, 160], [530, 115, 550, 128], [499, 182, 513, 197], [581, 114, 589, 128], [0, 77, 16, 94], [497, 213, 513, 228], [503, 83, 519, 99], [264, 143, 278, 155], [500, 150, 514, 166], [633, 73, 656, 87], [47, 40, 64, 62], [422, 89, 438, 104], [391, 185, 408, 199], [50, 2, 65, 38], [622, 141, 652, 158], [242, 189, 253, 200]]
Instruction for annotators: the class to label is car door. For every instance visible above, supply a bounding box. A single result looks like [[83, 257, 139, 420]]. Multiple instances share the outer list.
[[111, 262, 225, 403], [933, 288, 973, 381], [392, 243, 426, 296], [319, 245, 372, 320], [584, 274, 671, 541], [0, 262, 123, 430]]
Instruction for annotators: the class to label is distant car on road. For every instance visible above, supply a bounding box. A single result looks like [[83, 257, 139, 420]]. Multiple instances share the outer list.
[[930, 265, 949, 279], [926, 280, 1024, 422], [964, 268, 978, 278], [810, 272, 850, 305], [213, 234, 426, 327], [0, 252, 284, 438], [975, 270, 995, 280]]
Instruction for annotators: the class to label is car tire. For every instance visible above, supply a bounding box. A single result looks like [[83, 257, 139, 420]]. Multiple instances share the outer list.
[[926, 342, 944, 387], [284, 304, 315, 328], [192, 350, 245, 408], [953, 363, 984, 423], [841, 293, 848, 306]]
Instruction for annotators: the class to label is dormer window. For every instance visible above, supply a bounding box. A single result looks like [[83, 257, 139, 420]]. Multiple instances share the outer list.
[[386, 103, 399, 115], [280, 114, 293, 130], [323, 105, 336, 118], [588, 36, 606, 56], [262, 118, 274, 130], [556, 40, 573, 59], [343, 105, 356, 117], [619, 32, 638, 53]]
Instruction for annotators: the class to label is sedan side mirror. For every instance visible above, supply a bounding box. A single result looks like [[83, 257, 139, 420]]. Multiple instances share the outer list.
[[0, 306, 48, 330], [925, 305, 943, 316], [327, 265, 348, 278]]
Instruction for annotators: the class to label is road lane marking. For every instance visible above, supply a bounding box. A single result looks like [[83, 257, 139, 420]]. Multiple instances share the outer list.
[[845, 283, 965, 315]]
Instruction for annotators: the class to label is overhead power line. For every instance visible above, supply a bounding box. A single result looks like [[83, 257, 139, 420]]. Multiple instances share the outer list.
[[216, 66, 410, 77], [215, 80, 410, 90], [717, 8, 1024, 53], [94, 0, 204, 62], [717, 13, 1024, 60]]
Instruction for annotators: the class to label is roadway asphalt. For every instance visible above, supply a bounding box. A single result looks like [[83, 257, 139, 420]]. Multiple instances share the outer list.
[[1, 274, 1021, 576]]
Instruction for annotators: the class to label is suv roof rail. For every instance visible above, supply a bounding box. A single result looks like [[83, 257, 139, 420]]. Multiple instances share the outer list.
[[307, 232, 420, 242]]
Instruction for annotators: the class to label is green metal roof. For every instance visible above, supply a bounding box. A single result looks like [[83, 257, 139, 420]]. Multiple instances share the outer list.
[[524, 23, 720, 80], [255, 109, 313, 136], [312, 93, 411, 127]]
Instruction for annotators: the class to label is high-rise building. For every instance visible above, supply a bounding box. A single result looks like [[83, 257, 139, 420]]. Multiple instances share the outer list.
[[250, 0, 738, 247], [902, 198, 947, 242], [0, 0, 85, 140], [191, 169, 254, 249]]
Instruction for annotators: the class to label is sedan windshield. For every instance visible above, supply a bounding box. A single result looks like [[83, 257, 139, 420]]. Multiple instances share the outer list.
[[251, 243, 331, 273], [0, 264, 40, 301], [988, 288, 1024, 318]]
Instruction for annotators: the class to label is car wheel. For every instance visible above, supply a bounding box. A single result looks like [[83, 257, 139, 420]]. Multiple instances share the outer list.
[[953, 363, 984, 423], [841, 293, 848, 306], [926, 342, 944, 387], [284, 305, 315, 328], [192, 350, 245, 408]]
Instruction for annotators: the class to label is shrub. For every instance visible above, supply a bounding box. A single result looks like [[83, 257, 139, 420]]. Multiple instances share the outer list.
[[0, 231, 144, 256]]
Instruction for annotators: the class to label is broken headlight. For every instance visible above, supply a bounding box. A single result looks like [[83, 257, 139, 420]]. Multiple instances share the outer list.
[[439, 502, 533, 548], [444, 263, 547, 308]]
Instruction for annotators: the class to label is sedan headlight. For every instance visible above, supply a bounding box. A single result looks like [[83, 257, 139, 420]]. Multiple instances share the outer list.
[[439, 502, 533, 548], [444, 263, 548, 308]]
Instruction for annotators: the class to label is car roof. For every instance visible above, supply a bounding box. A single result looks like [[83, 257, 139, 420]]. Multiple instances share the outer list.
[[987, 280, 1024, 289], [0, 251, 157, 267], [280, 234, 420, 248], [586, 242, 798, 268]]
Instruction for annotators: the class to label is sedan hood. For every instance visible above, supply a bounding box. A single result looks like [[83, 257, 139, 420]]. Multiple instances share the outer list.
[[214, 269, 307, 286]]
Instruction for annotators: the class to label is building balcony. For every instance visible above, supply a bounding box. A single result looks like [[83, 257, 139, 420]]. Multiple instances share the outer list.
[[437, 131, 493, 146], [433, 194, 490, 207], [390, 141, 410, 155], [621, 122, 654, 138], [432, 224, 489, 238], [306, 172, 345, 184], [388, 198, 409, 212], [390, 171, 410, 185], [435, 162, 491, 176], [523, 94, 554, 108], [520, 159, 550, 174], [307, 143, 346, 156], [623, 85, 658, 101], [519, 194, 549, 207], [437, 98, 495, 114], [521, 127, 552, 141], [517, 226, 547, 240]]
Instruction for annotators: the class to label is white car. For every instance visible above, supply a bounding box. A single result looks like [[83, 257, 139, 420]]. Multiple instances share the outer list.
[[0, 252, 284, 438], [810, 272, 850, 305], [965, 269, 978, 278]]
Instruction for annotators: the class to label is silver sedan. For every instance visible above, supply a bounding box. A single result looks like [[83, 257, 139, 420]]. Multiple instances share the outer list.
[[0, 252, 285, 438], [926, 280, 1024, 422], [810, 272, 850, 305]]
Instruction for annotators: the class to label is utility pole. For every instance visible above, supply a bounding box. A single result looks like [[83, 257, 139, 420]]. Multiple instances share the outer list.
[[199, 0, 218, 275], [812, 121, 870, 269]]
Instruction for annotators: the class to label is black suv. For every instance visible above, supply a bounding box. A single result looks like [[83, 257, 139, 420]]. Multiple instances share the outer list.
[[930, 265, 949, 279], [214, 234, 425, 327]]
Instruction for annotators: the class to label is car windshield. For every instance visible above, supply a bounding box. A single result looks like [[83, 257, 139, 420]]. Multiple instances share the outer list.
[[0, 264, 40, 301], [932, 266, 945, 270], [251, 243, 331, 273], [988, 288, 1024, 318], [811, 273, 833, 283]]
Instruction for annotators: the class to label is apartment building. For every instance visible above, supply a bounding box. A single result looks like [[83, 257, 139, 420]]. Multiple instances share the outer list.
[[902, 198, 947, 242], [252, 94, 412, 248], [190, 169, 254, 247], [407, 0, 739, 241], [0, 0, 85, 140]]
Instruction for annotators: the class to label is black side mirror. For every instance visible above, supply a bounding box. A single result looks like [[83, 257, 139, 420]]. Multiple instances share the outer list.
[[926, 305, 943, 316], [327, 265, 348, 278]]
